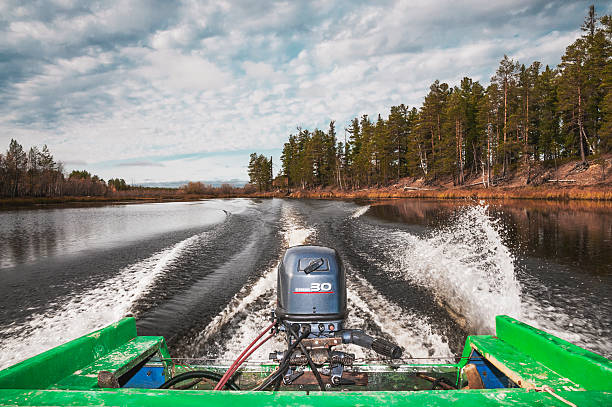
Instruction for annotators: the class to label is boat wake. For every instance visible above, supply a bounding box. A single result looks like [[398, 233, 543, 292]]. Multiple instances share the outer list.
[[360, 203, 609, 355], [186, 204, 314, 362], [5, 199, 605, 370], [342, 272, 452, 361], [0, 231, 208, 370], [521, 290, 612, 356], [189, 202, 453, 363]]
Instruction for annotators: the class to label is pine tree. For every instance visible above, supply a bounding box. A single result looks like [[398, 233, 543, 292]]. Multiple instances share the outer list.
[[599, 15, 612, 151], [519, 62, 541, 161], [346, 117, 361, 187], [582, 5, 607, 153], [477, 86, 498, 186], [492, 55, 520, 174], [418, 81, 450, 179], [387, 104, 410, 180], [248, 153, 272, 191], [358, 115, 374, 186], [534, 65, 561, 160], [324, 121, 338, 187], [281, 134, 298, 188], [558, 37, 589, 163]]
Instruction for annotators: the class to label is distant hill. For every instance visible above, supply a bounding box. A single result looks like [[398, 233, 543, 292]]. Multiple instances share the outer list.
[[135, 179, 248, 189]]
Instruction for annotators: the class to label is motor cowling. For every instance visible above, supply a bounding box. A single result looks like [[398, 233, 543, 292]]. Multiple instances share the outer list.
[[276, 246, 347, 336], [274, 245, 402, 361]]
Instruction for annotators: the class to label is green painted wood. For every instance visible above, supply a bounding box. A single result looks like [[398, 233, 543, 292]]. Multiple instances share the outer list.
[[0, 388, 609, 406], [468, 336, 582, 390], [0, 318, 136, 390], [157, 340, 172, 380], [495, 315, 612, 391], [52, 337, 163, 390]]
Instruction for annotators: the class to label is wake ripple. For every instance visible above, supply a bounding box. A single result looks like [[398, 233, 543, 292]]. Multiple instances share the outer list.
[[186, 204, 314, 361], [342, 271, 452, 361], [351, 205, 370, 218], [0, 231, 206, 369]]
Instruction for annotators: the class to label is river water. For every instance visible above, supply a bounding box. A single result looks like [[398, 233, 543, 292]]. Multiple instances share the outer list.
[[0, 198, 610, 369]]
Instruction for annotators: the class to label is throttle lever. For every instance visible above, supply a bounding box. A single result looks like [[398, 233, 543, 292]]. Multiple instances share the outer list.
[[372, 337, 403, 359], [338, 329, 403, 359]]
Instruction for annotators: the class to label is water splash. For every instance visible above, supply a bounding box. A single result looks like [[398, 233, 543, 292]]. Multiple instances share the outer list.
[[351, 204, 370, 218], [389, 204, 521, 334], [0, 232, 207, 369]]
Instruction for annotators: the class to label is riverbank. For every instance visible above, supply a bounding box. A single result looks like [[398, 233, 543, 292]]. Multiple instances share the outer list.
[[2, 156, 610, 208], [286, 184, 612, 201], [287, 155, 612, 201], [0, 193, 233, 208], [2, 182, 610, 209]]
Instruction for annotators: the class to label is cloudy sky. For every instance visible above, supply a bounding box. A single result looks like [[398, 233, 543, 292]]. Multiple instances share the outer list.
[[1, 0, 610, 183]]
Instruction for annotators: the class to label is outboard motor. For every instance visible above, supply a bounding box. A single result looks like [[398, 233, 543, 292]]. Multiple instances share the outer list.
[[276, 246, 347, 336], [266, 245, 402, 390]]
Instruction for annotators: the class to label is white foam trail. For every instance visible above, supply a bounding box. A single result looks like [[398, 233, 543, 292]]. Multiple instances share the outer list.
[[286, 225, 314, 247], [342, 272, 452, 361], [207, 297, 286, 363], [192, 204, 315, 361], [389, 204, 521, 334], [0, 232, 205, 369], [188, 266, 279, 357], [351, 205, 370, 218]]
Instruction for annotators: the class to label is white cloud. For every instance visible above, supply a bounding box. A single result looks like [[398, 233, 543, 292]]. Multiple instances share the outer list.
[[151, 26, 198, 50], [137, 49, 232, 92], [1, 0, 606, 182], [242, 61, 276, 80]]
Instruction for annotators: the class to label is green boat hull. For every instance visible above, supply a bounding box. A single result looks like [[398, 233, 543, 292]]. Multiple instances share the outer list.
[[0, 315, 610, 406]]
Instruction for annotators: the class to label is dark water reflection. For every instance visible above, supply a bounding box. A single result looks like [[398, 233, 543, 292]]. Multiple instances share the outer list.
[[0, 203, 227, 269], [369, 199, 612, 275]]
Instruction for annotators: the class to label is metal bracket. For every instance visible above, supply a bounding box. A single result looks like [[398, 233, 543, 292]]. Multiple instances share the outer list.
[[330, 363, 345, 386], [283, 368, 304, 385], [302, 337, 342, 349]]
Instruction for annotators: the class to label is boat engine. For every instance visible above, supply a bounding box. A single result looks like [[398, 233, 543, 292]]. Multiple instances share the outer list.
[[266, 245, 403, 389]]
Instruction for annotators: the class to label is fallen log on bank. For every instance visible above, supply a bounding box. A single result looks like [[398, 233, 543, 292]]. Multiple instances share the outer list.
[[403, 186, 433, 191]]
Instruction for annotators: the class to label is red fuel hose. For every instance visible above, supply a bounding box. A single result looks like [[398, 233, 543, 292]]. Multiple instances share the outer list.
[[220, 332, 274, 389], [214, 320, 276, 390]]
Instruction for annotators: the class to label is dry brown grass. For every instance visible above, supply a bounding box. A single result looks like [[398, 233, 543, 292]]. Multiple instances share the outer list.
[[285, 184, 612, 201]]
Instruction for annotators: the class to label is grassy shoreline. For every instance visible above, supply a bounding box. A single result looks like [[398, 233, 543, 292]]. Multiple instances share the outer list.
[[285, 184, 612, 201], [1, 183, 611, 209], [0, 194, 216, 208]]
